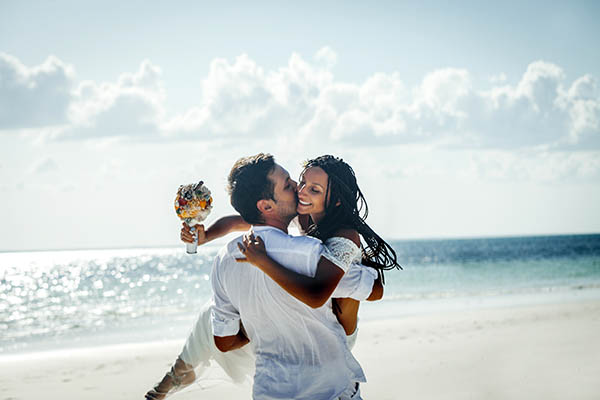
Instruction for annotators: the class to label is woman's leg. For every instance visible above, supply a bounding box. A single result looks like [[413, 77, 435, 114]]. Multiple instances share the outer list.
[[145, 301, 255, 398], [145, 357, 196, 400], [145, 302, 214, 399]]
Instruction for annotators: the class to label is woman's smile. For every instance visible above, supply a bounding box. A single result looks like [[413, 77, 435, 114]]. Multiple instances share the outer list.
[[296, 166, 328, 220], [297, 198, 313, 213]]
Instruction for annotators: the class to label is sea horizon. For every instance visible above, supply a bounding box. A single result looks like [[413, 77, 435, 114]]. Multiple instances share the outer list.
[[2, 233, 600, 357], [2, 230, 599, 254]]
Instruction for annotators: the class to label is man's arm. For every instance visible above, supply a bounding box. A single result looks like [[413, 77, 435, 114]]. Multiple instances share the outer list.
[[214, 329, 250, 352], [210, 254, 248, 351]]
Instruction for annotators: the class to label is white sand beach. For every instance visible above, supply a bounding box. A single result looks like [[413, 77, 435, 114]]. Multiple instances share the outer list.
[[2, 300, 599, 400]]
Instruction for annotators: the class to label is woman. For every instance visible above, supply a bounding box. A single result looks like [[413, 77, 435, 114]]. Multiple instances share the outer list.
[[145, 155, 400, 399]]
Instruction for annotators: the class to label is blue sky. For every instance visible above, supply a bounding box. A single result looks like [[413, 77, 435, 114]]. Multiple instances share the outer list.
[[1, 1, 599, 250], [3, 0, 598, 111]]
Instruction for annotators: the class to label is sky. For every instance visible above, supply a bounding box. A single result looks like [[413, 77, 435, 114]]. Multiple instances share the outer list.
[[1, 0, 599, 251]]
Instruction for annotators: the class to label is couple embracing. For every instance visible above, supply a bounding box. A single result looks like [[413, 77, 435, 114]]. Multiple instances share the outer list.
[[146, 153, 400, 400]]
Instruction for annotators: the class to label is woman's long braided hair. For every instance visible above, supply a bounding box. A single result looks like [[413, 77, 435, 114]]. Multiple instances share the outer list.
[[302, 155, 401, 281]]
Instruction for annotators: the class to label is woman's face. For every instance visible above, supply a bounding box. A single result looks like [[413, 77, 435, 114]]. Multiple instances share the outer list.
[[297, 166, 329, 221]]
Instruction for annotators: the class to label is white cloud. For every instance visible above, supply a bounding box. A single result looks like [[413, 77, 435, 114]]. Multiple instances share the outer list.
[[464, 62, 569, 148], [163, 54, 272, 138], [464, 150, 600, 183], [313, 46, 337, 70], [59, 183, 75, 192], [0, 54, 165, 140], [568, 74, 598, 100], [373, 146, 600, 184], [163, 55, 597, 151], [490, 73, 507, 84], [563, 75, 600, 148], [29, 157, 59, 174], [0, 53, 74, 129], [516, 61, 565, 110], [417, 68, 471, 113], [98, 159, 124, 180], [2, 51, 598, 151], [61, 60, 165, 139], [163, 51, 332, 140]]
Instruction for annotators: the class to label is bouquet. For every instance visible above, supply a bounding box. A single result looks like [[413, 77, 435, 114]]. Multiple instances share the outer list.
[[174, 181, 213, 254]]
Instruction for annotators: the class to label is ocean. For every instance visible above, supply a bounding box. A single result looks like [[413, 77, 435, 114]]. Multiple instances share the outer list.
[[1, 234, 600, 356]]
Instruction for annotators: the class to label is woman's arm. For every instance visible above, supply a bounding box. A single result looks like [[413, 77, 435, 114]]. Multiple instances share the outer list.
[[332, 263, 384, 302], [236, 233, 344, 308], [181, 215, 250, 245], [366, 271, 383, 301], [204, 215, 250, 242]]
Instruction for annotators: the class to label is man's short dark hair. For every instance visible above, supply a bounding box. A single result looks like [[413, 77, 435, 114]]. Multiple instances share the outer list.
[[227, 153, 276, 224]]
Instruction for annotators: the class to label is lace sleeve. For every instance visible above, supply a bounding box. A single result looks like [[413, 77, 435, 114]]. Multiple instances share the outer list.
[[321, 236, 362, 273]]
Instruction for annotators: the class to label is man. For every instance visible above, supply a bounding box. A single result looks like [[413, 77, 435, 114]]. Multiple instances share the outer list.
[[210, 153, 365, 399]]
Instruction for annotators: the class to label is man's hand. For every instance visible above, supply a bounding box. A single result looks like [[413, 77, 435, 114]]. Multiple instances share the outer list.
[[180, 222, 208, 245]]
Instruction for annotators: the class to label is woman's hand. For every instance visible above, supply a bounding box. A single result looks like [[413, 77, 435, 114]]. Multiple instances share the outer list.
[[180, 222, 208, 245], [236, 232, 268, 267]]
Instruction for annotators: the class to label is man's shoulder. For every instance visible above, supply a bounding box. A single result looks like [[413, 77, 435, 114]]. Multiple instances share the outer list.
[[211, 236, 246, 280], [284, 233, 322, 247], [219, 233, 245, 259], [216, 226, 323, 259], [256, 226, 322, 250]]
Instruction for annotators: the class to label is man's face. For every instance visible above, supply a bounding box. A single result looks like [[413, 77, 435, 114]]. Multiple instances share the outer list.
[[268, 163, 298, 220]]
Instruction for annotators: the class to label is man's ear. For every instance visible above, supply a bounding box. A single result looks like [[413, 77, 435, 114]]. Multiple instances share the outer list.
[[257, 199, 273, 214]]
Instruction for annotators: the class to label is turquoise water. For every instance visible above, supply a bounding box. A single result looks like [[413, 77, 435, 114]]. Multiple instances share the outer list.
[[1, 234, 599, 355], [386, 235, 600, 301]]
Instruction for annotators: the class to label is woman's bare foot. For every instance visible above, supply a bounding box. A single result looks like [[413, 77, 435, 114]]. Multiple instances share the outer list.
[[145, 357, 196, 399]]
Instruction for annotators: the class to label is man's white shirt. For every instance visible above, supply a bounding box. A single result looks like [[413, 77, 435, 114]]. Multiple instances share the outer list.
[[210, 225, 366, 400]]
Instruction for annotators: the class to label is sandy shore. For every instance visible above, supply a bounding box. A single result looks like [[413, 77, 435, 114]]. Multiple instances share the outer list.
[[2, 300, 599, 400]]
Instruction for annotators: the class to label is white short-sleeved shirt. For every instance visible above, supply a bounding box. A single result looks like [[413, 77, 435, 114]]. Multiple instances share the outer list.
[[210, 225, 366, 400]]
